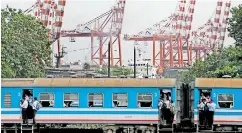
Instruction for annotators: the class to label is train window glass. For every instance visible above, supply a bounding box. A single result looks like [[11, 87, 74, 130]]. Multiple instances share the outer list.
[[88, 93, 103, 107], [218, 94, 234, 108], [112, 93, 128, 107], [4, 93, 11, 108], [39, 93, 54, 107], [64, 93, 79, 107], [137, 93, 152, 108]]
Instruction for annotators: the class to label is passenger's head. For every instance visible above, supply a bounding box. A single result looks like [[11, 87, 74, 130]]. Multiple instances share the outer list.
[[171, 100, 173, 103], [34, 97, 37, 101]]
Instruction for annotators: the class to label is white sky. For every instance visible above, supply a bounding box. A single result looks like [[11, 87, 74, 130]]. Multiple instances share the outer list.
[[1, 0, 242, 65]]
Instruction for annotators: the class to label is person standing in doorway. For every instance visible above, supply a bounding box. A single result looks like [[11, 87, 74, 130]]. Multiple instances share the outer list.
[[158, 97, 164, 124], [207, 99, 216, 129], [32, 97, 40, 124], [169, 100, 176, 124], [198, 98, 206, 125], [20, 97, 28, 124]]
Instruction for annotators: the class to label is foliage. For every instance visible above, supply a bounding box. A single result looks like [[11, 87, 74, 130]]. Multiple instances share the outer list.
[[179, 46, 242, 83], [1, 7, 52, 78], [228, 4, 242, 46]]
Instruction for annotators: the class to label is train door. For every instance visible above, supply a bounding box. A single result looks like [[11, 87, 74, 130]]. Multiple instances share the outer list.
[[22, 89, 34, 119], [198, 89, 211, 129]]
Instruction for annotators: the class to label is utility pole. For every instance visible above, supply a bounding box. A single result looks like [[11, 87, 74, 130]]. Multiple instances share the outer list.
[[54, 47, 67, 68], [134, 46, 136, 78], [146, 63, 149, 76], [108, 40, 111, 78]]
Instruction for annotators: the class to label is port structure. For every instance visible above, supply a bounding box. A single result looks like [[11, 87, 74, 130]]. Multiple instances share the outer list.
[[24, 0, 231, 69]]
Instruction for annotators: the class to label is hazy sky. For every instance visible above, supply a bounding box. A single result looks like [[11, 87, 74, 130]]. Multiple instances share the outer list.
[[2, 0, 242, 65]]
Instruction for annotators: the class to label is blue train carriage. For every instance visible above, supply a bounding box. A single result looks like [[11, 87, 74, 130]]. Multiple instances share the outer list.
[[1, 78, 177, 133], [194, 78, 242, 132]]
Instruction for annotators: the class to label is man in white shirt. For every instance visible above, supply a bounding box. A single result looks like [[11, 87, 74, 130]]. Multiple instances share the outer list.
[[207, 100, 216, 128], [158, 99, 165, 124], [20, 97, 28, 124], [32, 97, 39, 124], [198, 98, 206, 125]]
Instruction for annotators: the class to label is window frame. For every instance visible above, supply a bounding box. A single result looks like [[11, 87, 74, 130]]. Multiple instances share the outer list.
[[4, 93, 11, 108], [87, 93, 104, 108], [112, 93, 128, 108], [63, 93, 79, 108], [39, 92, 55, 108], [217, 93, 234, 109], [137, 93, 153, 108]]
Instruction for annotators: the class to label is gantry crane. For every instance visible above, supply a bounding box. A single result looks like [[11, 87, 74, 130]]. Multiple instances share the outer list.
[[61, 0, 126, 66], [124, 0, 196, 69]]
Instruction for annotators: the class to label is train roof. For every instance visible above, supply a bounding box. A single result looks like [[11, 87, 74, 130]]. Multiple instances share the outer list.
[[1, 78, 176, 87], [195, 78, 242, 88]]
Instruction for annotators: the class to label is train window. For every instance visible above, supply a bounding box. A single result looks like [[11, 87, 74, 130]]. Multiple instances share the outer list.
[[112, 93, 128, 107], [64, 93, 79, 107], [39, 93, 54, 107], [88, 93, 103, 107], [4, 93, 11, 108], [137, 93, 152, 108], [218, 94, 234, 108]]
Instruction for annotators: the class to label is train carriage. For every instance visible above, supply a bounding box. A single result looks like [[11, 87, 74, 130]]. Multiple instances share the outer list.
[[1, 78, 178, 133], [194, 78, 242, 131]]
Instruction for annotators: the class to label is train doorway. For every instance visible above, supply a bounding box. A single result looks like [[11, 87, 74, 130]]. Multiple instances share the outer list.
[[198, 89, 211, 130], [21, 89, 34, 119], [159, 89, 172, 127], [22, 89, 33, 99]]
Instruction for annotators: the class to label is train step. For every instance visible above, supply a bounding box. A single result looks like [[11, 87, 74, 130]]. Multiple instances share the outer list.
[[21, 124, 36, 133], [199, 129, 213, 133], [159, 128, 172, 131]]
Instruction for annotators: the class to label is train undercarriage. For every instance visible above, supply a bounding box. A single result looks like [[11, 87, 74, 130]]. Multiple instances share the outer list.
[[1, 123, 157, 133]]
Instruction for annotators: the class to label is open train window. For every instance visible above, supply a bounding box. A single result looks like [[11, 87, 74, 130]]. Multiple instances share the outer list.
[[4, 93, 11, 108], [64, 93, 79, 107], [112, 93, 128, 107], [88, 93, 103, 108], [137, 93, 152, 108], [218, 94, 234, 108], [39, 93, 54, 107]]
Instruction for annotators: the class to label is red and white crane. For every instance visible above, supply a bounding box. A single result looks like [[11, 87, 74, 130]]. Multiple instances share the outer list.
[[124, 0, 196, 69], [190, 0, 231, 61], [61, 0, 126, 66], [24, 0, 67, 65]]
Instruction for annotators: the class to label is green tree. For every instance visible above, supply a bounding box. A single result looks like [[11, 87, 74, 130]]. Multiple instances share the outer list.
[[1, 7, 52, 78], [179, 46, 242, 83], [179, 4, 242, 83], [228, 4, 242, 46]]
